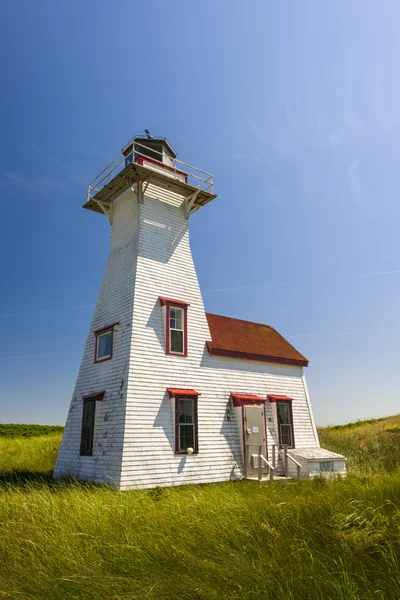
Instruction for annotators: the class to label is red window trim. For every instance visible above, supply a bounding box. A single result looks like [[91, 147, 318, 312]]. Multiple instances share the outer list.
[[267, 395, 293, 402], [83, 391, 105, 401], [159, 297, 188, 356], [94, 323, 119, 364], [230, 393, 265, 407], [158, 297, 190, 308], [167, 388, 200, 398], [173, 393, 199, 455], [275, 399, 295, 449]]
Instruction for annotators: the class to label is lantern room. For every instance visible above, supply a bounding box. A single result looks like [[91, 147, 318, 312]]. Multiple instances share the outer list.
[[84, 131, 216, 218], [122, 135, 177, 168]]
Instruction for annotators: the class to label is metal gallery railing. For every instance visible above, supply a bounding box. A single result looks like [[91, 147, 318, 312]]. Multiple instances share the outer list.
[[87, 139, 214, 203]]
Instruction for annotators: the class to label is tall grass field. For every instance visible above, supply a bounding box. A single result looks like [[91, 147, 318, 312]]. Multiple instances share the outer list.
[[1, 417, 400, 599]]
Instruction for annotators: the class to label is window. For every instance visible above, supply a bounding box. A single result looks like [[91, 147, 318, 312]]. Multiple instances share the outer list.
[[159, 297, 189, 356], [169, 307, 184, 354], [175, 396, 198, 454], [320, 461, 334, 472], [80, 392, 104, 456], [80, 397, 96, 456], [276, 401, 294, 447], [94, 324, 118, 363]]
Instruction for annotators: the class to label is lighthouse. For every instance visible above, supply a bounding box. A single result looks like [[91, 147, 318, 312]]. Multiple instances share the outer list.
[[54, 134, 344, 489]]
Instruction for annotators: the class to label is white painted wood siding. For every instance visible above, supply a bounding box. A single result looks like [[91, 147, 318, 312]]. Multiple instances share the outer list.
[[55, 183, 320, 490], [120, 186, 319, 489], [54, 192, 141, 485]]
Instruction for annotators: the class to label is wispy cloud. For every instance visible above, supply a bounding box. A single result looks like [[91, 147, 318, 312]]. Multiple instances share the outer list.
[[329, 129, 348, 144], [347, 156, 364, 204], [29, 144, 73, 172], [0, 304, 95, 319], [289, 326, 397, 338], [204, 267, 400, 294], [332, 269, 400, 280], [5, 173, 70, 196], [204, 281, 290, 293], [0, 351, 81, 361]]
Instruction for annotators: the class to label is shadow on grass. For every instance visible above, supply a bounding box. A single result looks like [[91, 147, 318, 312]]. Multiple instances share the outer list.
[[0, 470, 107, 492]]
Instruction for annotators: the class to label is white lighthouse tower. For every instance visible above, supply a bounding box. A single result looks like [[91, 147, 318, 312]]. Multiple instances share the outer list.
[[54, 133, 345, 489]]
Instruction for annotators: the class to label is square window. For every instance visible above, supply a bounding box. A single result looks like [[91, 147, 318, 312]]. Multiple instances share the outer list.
[[94, 325, 117, 363], [97, 332, 112, 359], [320, 461, 334, 472]]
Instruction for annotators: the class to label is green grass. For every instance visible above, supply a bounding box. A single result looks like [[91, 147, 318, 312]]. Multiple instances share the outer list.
[[319, 413, 400, 475], [0, 433, 62, 479], [0, 423, 64, 439], [1, 417, 400, 599]]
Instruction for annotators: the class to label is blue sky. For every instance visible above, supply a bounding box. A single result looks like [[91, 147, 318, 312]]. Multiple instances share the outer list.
[[1, 1, 399, 426]]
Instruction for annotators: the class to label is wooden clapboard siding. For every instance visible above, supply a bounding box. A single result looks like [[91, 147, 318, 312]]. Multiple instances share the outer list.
[[53, 191, 141, 486], [55, 181, 319, 490], [119, 185, 318, 489]]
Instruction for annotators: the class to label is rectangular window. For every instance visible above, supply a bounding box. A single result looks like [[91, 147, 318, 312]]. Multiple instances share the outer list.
[[175, 396, 198, 453], [80, 397, 96, 456], [94, 324, 118, 363], [277, 401, 294, 447], [320, 461, 334, 472], [159, 297, 189, 356], [169, 307, 184, 354]]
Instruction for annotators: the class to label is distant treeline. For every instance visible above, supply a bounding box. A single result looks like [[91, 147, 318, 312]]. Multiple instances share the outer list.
[[0, 424, 64, 439]]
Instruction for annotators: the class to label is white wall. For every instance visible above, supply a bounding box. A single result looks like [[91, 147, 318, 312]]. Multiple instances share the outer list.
[[53, 191, 141, 485], [55, 183, 319, 489], [119, 185, 319, 489]]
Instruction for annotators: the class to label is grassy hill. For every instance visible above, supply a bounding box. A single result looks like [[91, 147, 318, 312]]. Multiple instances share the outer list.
[[0, 417, 400, 599], [319, 413, 400, 475]]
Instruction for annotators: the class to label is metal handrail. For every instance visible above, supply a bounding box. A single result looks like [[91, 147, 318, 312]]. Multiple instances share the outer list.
[[259, 455, 276, 471], [87, 139, 214, 203], [280, 445, 301, 479], [287, 454, 301, 468], [246, 444, 275, 482]]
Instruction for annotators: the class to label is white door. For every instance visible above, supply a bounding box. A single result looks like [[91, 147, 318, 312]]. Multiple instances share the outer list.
[[243, 405, 267, 477]]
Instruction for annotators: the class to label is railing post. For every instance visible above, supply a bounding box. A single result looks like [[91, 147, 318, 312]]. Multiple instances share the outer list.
[[258, 445, 262, 482], [296, 463, 301, 479], [271, 445, 275, 481], [283, 445, 288, 477]]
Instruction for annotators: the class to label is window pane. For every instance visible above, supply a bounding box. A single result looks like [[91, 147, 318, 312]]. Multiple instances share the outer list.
[[97, 332, 112, 358], [178, 399, 194, 423], [170, 329, 184, 353], [277, 402, 290, 424], [280, 424, 292, 446], [320, 461, 334, 472], [174, 309, 183, 330], [170, 308, 183, 331], [179, 424, 194, 450]]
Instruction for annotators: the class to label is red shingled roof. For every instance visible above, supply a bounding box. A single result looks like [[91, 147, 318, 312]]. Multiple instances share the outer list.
[[206, 313, 308, 367]]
